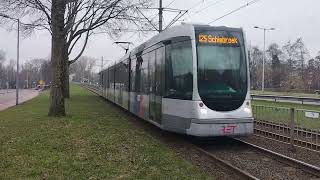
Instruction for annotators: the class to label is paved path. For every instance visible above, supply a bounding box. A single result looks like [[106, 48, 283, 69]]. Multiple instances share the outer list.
[[0, 89, 15, 94], [0, 89, 39, 111]]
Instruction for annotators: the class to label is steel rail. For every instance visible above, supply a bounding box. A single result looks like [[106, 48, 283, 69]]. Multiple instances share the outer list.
[[192, 145, 260, 180], [233, 138, 320, 177]]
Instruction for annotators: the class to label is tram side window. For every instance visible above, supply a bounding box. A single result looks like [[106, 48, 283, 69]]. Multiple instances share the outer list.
[[141, 53, 150, 94], [106, 69, 109, 88], [124, 59, 130, 91], [103, 71, 107, 88], [100, 73, 103, 87], [135, 55, 142, 93], [107, 68, 110, 88], [110, 67, 115, 89], [155, 47, 165, 96], [130, 58, 137, 92], [117, 59, 129, 91], [114, 65, 119, 91], [165, 40, 193, 100]]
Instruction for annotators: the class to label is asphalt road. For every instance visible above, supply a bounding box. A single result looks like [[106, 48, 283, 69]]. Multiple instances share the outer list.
[[0, 89, 39, 111]]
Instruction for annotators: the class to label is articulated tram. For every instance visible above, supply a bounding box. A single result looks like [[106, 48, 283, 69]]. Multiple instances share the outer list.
[[99, 23, 253, 137]]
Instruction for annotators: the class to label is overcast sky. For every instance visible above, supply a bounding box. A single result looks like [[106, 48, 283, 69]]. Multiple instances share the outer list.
[[0, 0, 319, 68]]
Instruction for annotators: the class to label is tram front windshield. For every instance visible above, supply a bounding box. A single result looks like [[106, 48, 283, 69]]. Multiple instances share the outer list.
[[196, 29, 247, 111]]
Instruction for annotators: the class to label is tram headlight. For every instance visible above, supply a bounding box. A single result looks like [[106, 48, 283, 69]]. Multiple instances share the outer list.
[[200, 108, 207, 115], [244, 107, 251, 113]]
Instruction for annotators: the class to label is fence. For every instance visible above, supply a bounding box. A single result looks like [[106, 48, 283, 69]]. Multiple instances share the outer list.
[[251, 95, 320, 105], [252, 105, 320, 151]]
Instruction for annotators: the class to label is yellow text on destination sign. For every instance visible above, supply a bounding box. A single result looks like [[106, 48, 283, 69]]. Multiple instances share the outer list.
[[199, 34, 238, 44]]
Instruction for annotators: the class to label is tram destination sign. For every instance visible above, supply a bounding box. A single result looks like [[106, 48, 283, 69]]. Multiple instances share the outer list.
[[198, 34, 238, 45]]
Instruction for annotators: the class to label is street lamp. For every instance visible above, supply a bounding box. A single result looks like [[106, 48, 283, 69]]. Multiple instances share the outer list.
[[0, 13, 20, 105], [254, 26, 275, 92]]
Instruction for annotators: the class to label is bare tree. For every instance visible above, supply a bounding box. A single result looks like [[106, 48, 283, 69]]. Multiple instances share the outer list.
[[292, 38, 309, 84], [0, 0, 151, 116], [70, 56, 96, 82], [267, 43, 282, 89], [282, 38, 309, 90], [0, 49, 5, 62], [40, 60, 52, 85], [0, 49, 6, 88], [306, 51, 320, 91], [249, 46, 263, 90], [6, 60, 16, 89], [20, 59, 47, 88]]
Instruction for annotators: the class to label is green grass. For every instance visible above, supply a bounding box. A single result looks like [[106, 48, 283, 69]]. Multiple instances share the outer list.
[[0, 85, 210, 179], [252, 100, 320, 130], [251, 90, 320, 98]]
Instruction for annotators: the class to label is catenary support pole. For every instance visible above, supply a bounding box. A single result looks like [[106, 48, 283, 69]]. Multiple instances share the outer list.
[[289, 108, 296, 152], [158, 0, 163, 32], [16, 18, 20, 105], [262, 29, 265, 92]]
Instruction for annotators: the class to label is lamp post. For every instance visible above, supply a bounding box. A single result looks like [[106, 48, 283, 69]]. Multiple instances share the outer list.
[[0, 13, 20, 105], [254, 26, 275, 92]]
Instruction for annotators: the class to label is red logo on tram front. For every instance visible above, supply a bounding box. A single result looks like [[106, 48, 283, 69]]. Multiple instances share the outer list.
[[221, 125, 237, 134]]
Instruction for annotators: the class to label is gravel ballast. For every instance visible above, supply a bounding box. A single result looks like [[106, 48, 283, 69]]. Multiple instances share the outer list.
[[240, 135, 320, 167]]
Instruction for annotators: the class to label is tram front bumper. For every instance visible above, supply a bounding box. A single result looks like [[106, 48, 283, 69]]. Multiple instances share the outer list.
[[186, 118, 254, 137]]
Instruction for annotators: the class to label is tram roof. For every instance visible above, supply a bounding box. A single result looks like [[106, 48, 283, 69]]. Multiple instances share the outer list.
[[101, 23, 243, 72]]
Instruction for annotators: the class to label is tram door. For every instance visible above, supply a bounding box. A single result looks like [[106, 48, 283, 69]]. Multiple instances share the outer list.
[[149, 47, 164, 124]]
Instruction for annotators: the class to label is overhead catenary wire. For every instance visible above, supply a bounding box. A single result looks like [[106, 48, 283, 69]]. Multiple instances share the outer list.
[[208, 0, 261, 24], [193, 0, 228, 14], [164, 0, 177, 8], [181, 0, 226, 22], [186, 0, 207, 11]]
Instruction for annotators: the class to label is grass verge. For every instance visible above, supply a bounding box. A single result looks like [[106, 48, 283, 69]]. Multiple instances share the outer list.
[[252, 100, 320, 129], [0, 85, 210, 179]]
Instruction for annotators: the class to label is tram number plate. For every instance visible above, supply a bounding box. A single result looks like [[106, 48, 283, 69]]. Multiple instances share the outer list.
[[220, 125, 237, 134]]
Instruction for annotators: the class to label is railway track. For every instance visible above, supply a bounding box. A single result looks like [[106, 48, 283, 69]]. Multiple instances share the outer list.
[[193, 138, 320, 180], [82, 84, 320, 179]]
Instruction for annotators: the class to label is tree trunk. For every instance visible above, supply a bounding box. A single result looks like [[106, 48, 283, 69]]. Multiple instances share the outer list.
[[48, 0, 66, 117], [63, 63, 70, 98], [62, 47, 70, 98]]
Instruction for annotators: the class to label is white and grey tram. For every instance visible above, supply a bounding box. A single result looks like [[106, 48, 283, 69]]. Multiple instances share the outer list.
[[99, 23, 253, 137]]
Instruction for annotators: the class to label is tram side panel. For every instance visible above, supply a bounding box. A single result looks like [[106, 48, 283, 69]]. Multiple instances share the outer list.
[[107, 68, 112, 101], [113, 60, 130, 110], [114, 65, 120, 105], [109, 67, 115, 103], [150, 46, 165, 124], [129, 57, 138, 116], [148, 50, 157, 122], [139, 53, 149, 120], [129, 54, 149, 119], [122, 59, 130, 110], [161, 39, 194, 132], [104, 70, 108, 98]]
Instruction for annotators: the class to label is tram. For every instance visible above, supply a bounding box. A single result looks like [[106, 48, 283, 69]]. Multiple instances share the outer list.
[[99, 23, 253, 136]]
